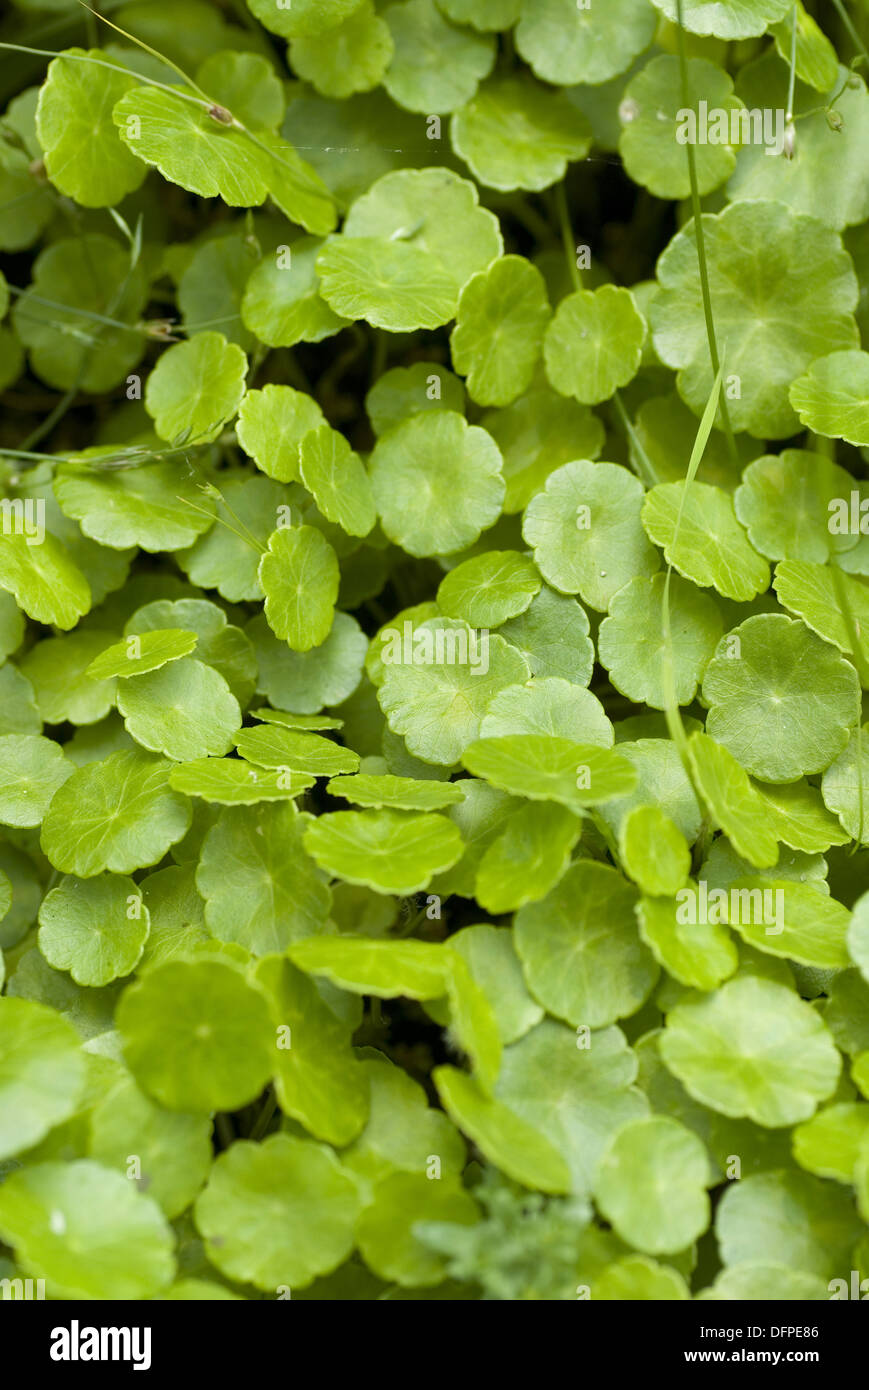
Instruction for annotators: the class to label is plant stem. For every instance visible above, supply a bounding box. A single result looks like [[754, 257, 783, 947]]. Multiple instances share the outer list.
[[81, 2, 212, 100], [215, 1114, 235, 1151], [555, 181, 582, 293], [0, 42, 207, 110], [674, 0, 740, 471], [830, 0, 869, 62], [612, 390, 657, 488], [249, 1090, 279, 1142], [6, 285, 142, 336], [505, 195, 555, 246], [786, 3, 798, 123]]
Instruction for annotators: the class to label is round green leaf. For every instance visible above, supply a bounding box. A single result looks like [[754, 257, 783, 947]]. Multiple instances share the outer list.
[[0, 588, 25, 662], [516, 0, 656, 86], [356, 1171, 479, 1286], [523, 459, 659, 612], [259, 525, 339, 650], [340, 167, 503, 297], [641, 481, 770, 601], [382, 0, 495, 114], [495, 1018, 649, 1194], [595, 1117, 710, 1255], [698, 1263, 829, 1301], [774, 561, 869, 658], [242, 235, 348, 347], [515, 860, 657, 1028], [687, 732, 779, 869], [619, 55, 742, 199], [595, 1255, 690, 1301], [716, 1168, 861, 1281], [40, 749, 192, 877], [0, 997, 87, 1161], [475, 800, 582, 913], [0, 663, 41, 737], [113, 85, 336, 235], [54, 459, 216, 552], [734, 449, 865, 565], [370, 412, 504, 557], [599, 574, 723, 710], [751, 777, 850, 854], [247, 610, 367, 714], [651, 0, 794, 38], [436, 0, 520, 25], [288, 936, 450, 1000], [325, 773, 465, 811], [195, 1133, 360, 1289], [145, 332, 247, 445], [544, 286, 645, 405], [793, 1102, 869, 1184], [117, 958, 274, 1111], [450, 256, 550, 407], [789, 348, 869, 447], [0, 530, 90, 631], [303, 809, 464, 894], [0, 733, 73, 828], [0, 1160, 174, 1299], [702, 614, 859, 782], [236, 725, 358, 776], [721, 878, 850, 969], [197, 803, 331, 954], [848, 890, 869, 983], [340, 1051, 465, 1186], [255, 954, 369, 1146], [290, 2, 393, 99], [366, 360, 466, 436], [434, 1065, 570, 1194], [451, 77, 591, 193], [650, 200, 858, 438], [299, 424, 376, 538], [637, 889, 738, 992], [437, 549, 541, 628], [316, 235, 458, 332], [87, 629, 198, 680], [38, 874, 149, 986], [237, 384, 325, 482], [169, 758, 314, 805], [252, 710, 345, 731], [17, 631, 114, 727], [88, 1073, 213, 1220], [499, 584, 595, 684], [478, 677, 613, 747], [599, 738, 703, 845], [247, 0, 366, 38], [462, 734, 636, 812], [117, 657, 241, 762], [660, 975, 841, 1127], [821, 724, 869, 844], [621, 805, 691, 897], [36, 49, 147, 207], [483, 387, 605, 514]]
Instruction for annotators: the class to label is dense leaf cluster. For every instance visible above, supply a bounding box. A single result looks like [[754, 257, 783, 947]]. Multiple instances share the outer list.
[[0, 0, 868, 1302]]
